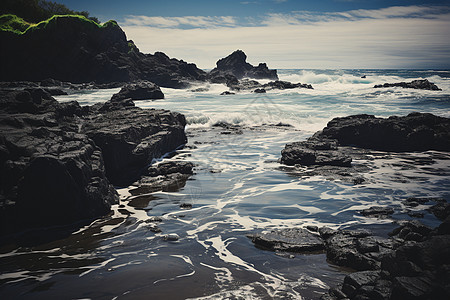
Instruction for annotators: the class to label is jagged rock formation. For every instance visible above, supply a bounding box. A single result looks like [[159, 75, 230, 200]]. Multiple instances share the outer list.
[[207, 50, 278, 83], [0, 15, 206, 88], [0, 88, 188, 242], [374, 79, 441, 91]]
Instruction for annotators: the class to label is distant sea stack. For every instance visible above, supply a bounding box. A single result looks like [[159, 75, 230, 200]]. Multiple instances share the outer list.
[[0, 14, 206, 88], [208, 50, 278, 84]]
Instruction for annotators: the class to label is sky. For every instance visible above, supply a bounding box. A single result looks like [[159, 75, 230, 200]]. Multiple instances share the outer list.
[[55, 0, 450, 69]]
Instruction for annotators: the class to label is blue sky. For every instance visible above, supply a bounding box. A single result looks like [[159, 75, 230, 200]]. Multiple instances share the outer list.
[[55, 1, 450, 69]]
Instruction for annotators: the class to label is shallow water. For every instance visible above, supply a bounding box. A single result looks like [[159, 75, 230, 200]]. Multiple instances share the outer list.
[[1, 70, 450, 299]]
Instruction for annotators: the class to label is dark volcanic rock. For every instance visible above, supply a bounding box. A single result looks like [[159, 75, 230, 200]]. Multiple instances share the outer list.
[[280, 139, 352, 167], [1, 16, 206, 88], [130, 161, 194, 195], [253, 88, 266, 93], [207, 50, 278, 82], [0, 89, 118, 240], [111, 81, 164, 101], [313, 112, 450, 152], [83, 106, 187, 187], [374, 79, 441, 91], [220, 91, 235, 95], [360, 206, 395, 218], [0, 88, 188, 242], [228, 79, 313, 92], [321, 217, 450, 300], [249, 228, 324, 253]]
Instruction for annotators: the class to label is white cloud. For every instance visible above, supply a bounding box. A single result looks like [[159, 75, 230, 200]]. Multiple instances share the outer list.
[[123, 15, 237, 28], [121, 5, 450, 69]]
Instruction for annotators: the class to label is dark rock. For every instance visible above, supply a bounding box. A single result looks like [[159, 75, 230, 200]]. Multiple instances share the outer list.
[[253, 88, 266, 93], [280, 140, 352, 167], [374, 79, 441, 91], [361, 75, 366, 79], [111, 81, 164, 101], [180, 203, 192, 209], [146, 161, 194, 177], [0, 87, 190, 242], [207, 50, 278, 81], [249, 228, 325, 253], [220, 91, 235, 95], [360, 206, 394, 218], [227, 79, 313, 92], [263, 80, 313, 90], [429, 202, 450, 221], [44, 88, 68, 96], [342, 270, 380, 297], [323, 229, 381, 271], [83, 107, 187, 186], [314, 112, 450, 152], [0, 90, 118, 240], [1, 16, 206, 88], [392, 276, 434, 299], [390, 220, 432, 240], [403, 197, 433, 207]]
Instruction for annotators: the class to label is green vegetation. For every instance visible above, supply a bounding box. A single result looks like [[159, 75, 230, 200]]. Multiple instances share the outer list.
[[0, 14, 32, 34], [0, 0, 99, 24], [0, 14, 120, 35]]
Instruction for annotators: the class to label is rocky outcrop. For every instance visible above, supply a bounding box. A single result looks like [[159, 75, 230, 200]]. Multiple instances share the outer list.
[[225, 79, 313, 92], [0, 15, 206, 88], [110, 81, 164, 102], [207, 50, 278, 83], [0, 89, 117, 240], [313, 113, 450, 152], [279, 112, 450, 184], [320, 217, 450, 299], [83, 103, 187, 187], [0, 88, 188, 242], [374, 79, 441, 91]]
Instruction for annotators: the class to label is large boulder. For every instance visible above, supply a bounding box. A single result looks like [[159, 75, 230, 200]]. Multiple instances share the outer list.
[[83, 103, 187, 187], [111, 81, 164, 102], [0, 15, 206, 87], [207, 50, 278, 82]]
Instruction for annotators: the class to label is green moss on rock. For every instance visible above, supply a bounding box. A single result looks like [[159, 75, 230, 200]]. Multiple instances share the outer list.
[[0, 14, 120, 35], [0, 14, 32, 34]]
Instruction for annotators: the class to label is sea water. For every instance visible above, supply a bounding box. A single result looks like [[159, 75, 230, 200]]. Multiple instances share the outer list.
[[1, 70, 450, 299]]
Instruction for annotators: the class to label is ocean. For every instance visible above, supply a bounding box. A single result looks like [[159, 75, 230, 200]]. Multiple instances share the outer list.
[[1, 69, 450, 299]]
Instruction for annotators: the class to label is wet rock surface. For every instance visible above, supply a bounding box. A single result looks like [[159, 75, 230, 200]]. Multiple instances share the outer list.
[[0, 88, 188, 243], [374, 79, 441, 91], [279, 112, 450, 183], [320, 209, 450, 300], [249, 228, 325, 253], [130, 161, 194, 195]]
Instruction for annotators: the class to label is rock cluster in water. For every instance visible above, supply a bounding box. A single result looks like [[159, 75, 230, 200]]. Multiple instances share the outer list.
[[275, 113, 450, 298], [0, 88, 188, 242], [281, 113, 450, 168], [249, 199, 450, 299], [374, 79, 441, 91]]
